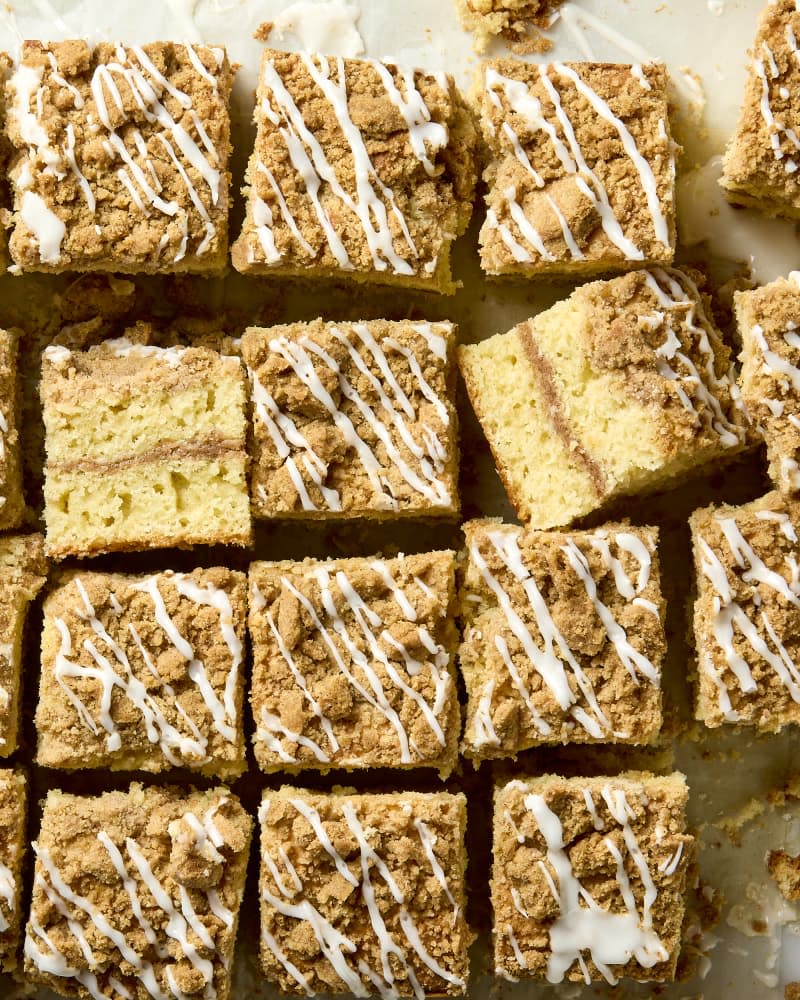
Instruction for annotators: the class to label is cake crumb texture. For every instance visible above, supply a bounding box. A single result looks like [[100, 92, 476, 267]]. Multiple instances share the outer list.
[[259, 787, 471, 995], [24, 783, 252, 1000], [0, 328, 25, 530], [0, 769, 26, 973], [455, 0, 566, 53]]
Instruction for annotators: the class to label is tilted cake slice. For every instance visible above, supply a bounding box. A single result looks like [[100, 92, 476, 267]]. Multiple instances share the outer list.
[[460, 519, 665, 758], [231, 49, 477, 294], [0, 328, 25, 531], [41, 338, 252, 558], [459, 267, 749, 528], [0, 770, 26, 973]]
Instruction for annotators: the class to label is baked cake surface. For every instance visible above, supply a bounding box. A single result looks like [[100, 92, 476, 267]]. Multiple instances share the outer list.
[[6, 40, 233, 273], [231, 49, 477, 293], [259, 786, 471, 996], [492, 772, 692, 984], [37, 567, 247, 776], [41, 337, 252, 558], [242, 320, 459, 519], [24, 783, 252, 1000], [249, 550, 459, 774], [720, 0, 800, 218], [0, 534, 47, 757], [0, 328, 25, 531], [460, 519, 664, 758], [0, 769, 26, 973], [459, 267, 749, 528], [737, 273, 800, 491], [476, 60, 677, 278], [691, 490, 800, 730]]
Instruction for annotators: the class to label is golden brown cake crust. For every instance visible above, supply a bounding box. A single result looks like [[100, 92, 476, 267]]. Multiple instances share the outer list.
[[7, 40, 233, 274], [242, 319, 459, 519], [737, 275, 800, 491], [0, 328, 25, 531], [24, 783, 252, 1000], [231, 49, 477, 293], [259, 787, 471, 996], [492, 772, 693, 984], [721, 0, 800, 217], [37, 567, 247, 776], [249, 551, 460, 775], [0, 769, 26, 973], [460, 519, 665, 757], [691, 491, 800, 731], [476, 60, 677, 277]]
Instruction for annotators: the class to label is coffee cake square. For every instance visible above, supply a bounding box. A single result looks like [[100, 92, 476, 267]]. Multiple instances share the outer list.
[[0, 534, 47, 758], [476, 60, 677, 278], [460, 519, 665, 758], [492, 772, 692, 984], [459, 268, 749, 528], [721, 0, 800, 218], [41, 338, 252, 558], [242, 319, 459, 519], [691, 491, 800, 730], [6, 40, 233, 273], [737, 273, 800, 491], [0, 769, 26, 973], [36, 567, 247, 777], [249, 550, 459, 775], [259, 787, 470, 996], [24, 783, 252, 1000], [0, 329, 25, 531], [231, 49, 477, 293]]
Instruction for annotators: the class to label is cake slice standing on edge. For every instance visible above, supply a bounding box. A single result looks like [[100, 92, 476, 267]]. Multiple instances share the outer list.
[[460, 519, 665, 759], [41, 338, 252, 558], [242, 320, 459, 519], [459, 267, 749, 529], [259, 787, 471, 996], [231, 49, 478, 294], [36, 567, 247, 777], [691, 491, 800, 731], [0, 534, 47, 758], [6, 40, 234, 274], [249, 550, 460, 775], [0, 770, 26, 973], [720, 0, 800, 219], [24, 783, 252, 1000], [0, 328, 26, 531], [475, 60, 677, 278], [737, 272, 800, 491], [492, 772, 693, 984]]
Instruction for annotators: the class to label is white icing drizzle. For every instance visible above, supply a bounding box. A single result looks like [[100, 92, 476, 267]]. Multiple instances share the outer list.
[[522, 787, 671, 984], [467, 526, 660, 747], [261, 796, 464, 997], [258, 559, 450, 765], [483, 63, 671, 263], [755, 38, 800, 174], [50, 572, 241, 766], [257, 324, 450, 512], [21, 191, 65, 263], [253, 54, 449, 273], [697, 511, 800, 718], [643, 268, 745, 447]]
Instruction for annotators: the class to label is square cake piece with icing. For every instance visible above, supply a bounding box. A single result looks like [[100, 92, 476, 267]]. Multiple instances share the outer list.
[[460, 519, 665, 759], [691, 491, 800, 730], [0, 328, 25, 531], [6, 40, 233, 273], [737, 273, 800, 492], [24, 783, 252, 1000], [231, 49, 478, 293], [259, 787, 471, 996], [492, 772, 693, 984], [0, 534, 47, 758], [459, 268, 749, 528], [242, 320, 459, 519], [475, 60, 677, 278], [41, 338, 252, 558], [36, 567, 247, 777], [249, 550, 459, 775], [0, 769, 26, 973], [721, 0, 800, 218]]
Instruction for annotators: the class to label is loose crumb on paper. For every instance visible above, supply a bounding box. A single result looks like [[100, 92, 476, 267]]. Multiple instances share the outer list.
[[768, 849, 800, 902], [454, 0, 567, 55]]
